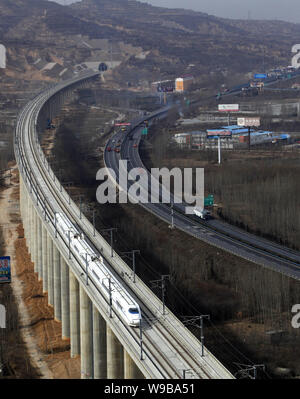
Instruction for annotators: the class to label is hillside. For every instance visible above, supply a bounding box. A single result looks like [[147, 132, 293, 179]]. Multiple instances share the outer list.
[[1, 0, 300, 86]]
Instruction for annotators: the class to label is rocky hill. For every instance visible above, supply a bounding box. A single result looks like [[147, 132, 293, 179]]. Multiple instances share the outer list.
[[1, 0, 300, 88]]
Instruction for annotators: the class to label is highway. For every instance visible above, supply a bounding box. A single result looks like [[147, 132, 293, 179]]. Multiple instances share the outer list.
[[14, 71, 234, 379], [104, 75, 300, 281]]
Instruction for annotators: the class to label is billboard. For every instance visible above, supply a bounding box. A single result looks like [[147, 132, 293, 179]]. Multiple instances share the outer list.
[[207, 130, 232, 138], [237, 117, 260, 127], [254, 73, 267, 79], [0, 256, 11, 283], [218, 104, 239, 112], [114, 123, 131, 126]]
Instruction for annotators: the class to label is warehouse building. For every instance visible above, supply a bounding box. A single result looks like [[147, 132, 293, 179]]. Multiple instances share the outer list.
[[175, 76, 194, 92]]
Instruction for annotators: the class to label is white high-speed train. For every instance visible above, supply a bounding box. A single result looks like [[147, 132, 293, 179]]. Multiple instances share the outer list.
[[55, 213, 141, 327]]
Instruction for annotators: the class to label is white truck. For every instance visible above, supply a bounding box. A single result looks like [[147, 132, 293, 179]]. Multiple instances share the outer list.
[[193, 207, 211, 220]]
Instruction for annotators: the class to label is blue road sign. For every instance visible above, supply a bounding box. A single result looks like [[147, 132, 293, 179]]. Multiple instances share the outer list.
[[254, 73, 267, 79], [0, 256, 11, 283]]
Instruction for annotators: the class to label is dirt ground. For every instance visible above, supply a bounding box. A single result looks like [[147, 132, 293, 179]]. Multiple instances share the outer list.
[[0, 164, 80, 379]]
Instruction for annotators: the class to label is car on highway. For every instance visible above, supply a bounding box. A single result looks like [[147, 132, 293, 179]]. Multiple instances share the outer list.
[[133, 143, 138, 148], [107, 146, 112, 152], [114, 148, 120, 153]]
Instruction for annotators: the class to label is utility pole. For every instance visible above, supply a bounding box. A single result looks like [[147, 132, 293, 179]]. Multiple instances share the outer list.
[[200, 315, 210, 356], [233, 363, 265, 379], [58, 168, 65, 192], [121, 250, 140, 283], [36, 181, 40, 206], [150, 275, 170, 315], [68, 230, 71, 259], [101, 227, 118, 257], [139, 319, 143, 360], [248, 126, 251, 150], [61, 182, 74, 205], [218, 136, 221, 164], [169, 202, 175, 229], [79, 196, 82, 219], [93, 209, 96, 237], [43, 194, 47, 221], [85, 253, 89, 286], [182, 315, 210, 357], [108, 277, 112, 318], [54, 212, 57, 238]]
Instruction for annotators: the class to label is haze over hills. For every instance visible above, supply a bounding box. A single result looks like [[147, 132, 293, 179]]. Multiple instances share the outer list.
[[1, 0, 300, 86]]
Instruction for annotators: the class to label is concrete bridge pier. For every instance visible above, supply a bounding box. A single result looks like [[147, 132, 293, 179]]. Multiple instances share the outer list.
[[31, 205, 36, 265], [93, 305, 107, 379], [29, 200, 34, 259], [107, 325, 124, 379], [37, 217, 43, 280], [42, 225, 48, 293], [53, 244, 61, 321], [80, 285, 93, 379], [61, 258, 70, 339], [33, 211, 38, 273], [124, 351, 144, 379], [69, 270, 80, 357], [19, 176, 24, 227], [24, 184, 30, 249], [47, 234, 54, 306]]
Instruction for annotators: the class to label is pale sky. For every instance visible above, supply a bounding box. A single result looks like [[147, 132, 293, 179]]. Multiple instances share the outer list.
[[52, 0, 300, 24]]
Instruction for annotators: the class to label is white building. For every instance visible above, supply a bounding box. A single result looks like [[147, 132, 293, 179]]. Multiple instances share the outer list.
[[0, 44, 6, 69]]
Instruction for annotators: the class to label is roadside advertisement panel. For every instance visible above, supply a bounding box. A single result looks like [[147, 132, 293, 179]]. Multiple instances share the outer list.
[[114, 123, 131, 126], [237, 117, 260, 127], [0, 256, 11, 283], [218, 104, 239, 112], [207, 130, 232, 138]]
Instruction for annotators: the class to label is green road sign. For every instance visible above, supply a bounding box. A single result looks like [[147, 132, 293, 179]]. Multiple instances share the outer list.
[[204, 195, 214, 206], [142, 128, 148, 135]]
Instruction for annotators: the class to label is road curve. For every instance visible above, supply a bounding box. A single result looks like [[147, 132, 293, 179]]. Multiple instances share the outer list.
[[104, 99, 300, 281]]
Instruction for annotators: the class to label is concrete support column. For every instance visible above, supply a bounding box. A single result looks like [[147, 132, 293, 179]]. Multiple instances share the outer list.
[[29, 201, 34, 257], [47, 234, 54, 305], [42, 226, 48, 293], [31, 209, 35, 267], [93, 305, 107, 379], [61, 258, 70, 339], [20, 179, 26, 236], [37, 217, 43, 280], [69, 270, 80, 357], [19, 177, 24, 220], [24, 188, 29, 245], [33, 211, 38, 273], [124, 351, 144, 379], [107, 325, 124, 379], [80, 286, 93, 379], [53, 245, 61, 321]]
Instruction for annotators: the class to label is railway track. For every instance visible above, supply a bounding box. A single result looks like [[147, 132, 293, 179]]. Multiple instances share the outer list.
[[103, 89, 300, 281], [15, 72, 233, 379]]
